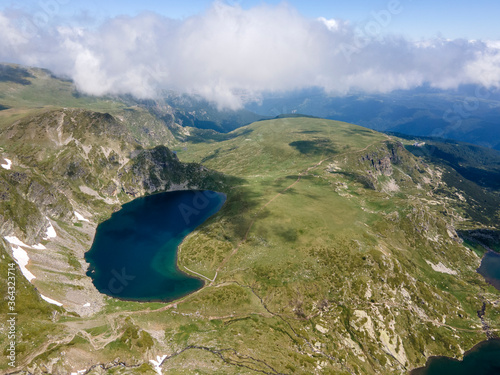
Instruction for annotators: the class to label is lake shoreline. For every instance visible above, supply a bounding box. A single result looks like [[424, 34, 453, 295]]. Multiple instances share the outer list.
[[410, 338, 500, 374], [85, 190, 226, 302], [477, 250, 500, 292]]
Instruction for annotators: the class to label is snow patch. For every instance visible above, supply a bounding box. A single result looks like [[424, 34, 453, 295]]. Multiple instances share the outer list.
[[32, 243, 46, 250], [426, 260, 457, 275], [70, 370, 86, 375], [43, 218, 57, 239], [83, 302, 91, 307], [4, 236, 31, 248], [11, 246, 36, 282], [1, 158, 12, 170], [74, 211, 90, 222], [40, 294, 63, 307], [150, 355, 167, 375]]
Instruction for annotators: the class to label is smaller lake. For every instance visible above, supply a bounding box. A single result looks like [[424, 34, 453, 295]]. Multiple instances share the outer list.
[[85, 190, 226, 302], [411, 339, 500, 375], [477, 251, 500, 291]]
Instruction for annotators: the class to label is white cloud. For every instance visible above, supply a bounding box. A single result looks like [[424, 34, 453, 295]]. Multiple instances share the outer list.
[[318, 17, 342, 31], [0, 12, 30, 55], [464, 43, 500, 88], [0, 2, 499, 109]]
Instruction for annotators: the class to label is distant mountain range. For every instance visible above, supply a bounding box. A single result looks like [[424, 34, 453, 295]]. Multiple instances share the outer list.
[[1, 62, 500, 375], [245, 86, 500, 150], [3, 63, 498, 150]]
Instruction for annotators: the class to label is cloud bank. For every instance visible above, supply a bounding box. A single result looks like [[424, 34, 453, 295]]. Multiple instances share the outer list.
[[1, 2, 500, 109]]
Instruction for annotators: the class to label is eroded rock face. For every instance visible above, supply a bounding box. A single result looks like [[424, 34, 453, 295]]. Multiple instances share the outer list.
[[0, 109, 224, 238], [360, 142, 408, 177], [352, 141, 425, 192], [1, 93, 497, 374], [0, 109, 226, 316], [122, 145, 221, 196]]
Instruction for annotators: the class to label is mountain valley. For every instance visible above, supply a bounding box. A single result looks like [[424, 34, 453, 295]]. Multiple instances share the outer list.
[[0, 64, 499, 375]]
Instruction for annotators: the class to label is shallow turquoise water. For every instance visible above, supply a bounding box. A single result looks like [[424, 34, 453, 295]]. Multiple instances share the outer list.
[[85, 190, 226, 302]]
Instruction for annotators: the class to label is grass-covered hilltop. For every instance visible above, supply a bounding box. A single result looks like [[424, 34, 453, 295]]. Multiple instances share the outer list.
[[0, 64, 499, 374]]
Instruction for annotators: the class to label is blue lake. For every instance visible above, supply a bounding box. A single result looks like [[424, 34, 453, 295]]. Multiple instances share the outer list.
[[477, 251, 500, 291], [85, 190, 226, 302], [412, 251, 500, 374], [411, 339, 500, 375]]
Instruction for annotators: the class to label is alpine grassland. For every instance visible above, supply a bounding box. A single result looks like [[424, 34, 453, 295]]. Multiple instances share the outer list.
[[0, 66, 498, 374]]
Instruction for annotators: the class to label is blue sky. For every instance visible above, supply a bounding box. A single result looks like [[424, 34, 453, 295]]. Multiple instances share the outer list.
[[4, 0, 500, 39], [2, 0, 500, 108]]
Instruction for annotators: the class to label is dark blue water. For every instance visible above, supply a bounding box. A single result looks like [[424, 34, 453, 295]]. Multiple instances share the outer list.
[[411, 251, 500, 374], [477, 251, 500, 291], [411, 339, 500, 375], [85, 190, 226, 302]]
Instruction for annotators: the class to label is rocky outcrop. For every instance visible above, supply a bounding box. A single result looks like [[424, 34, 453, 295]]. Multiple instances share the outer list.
[[360, 142, 406, 177], [352, 141, 426, 192], [0, 169, 71, 242], [121, 146, 222, 196], [0, 109, 225, 242]]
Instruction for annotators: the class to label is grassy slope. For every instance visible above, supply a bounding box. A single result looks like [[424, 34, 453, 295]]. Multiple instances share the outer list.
[[0, 77, 224, 373], [126, 117, 495, 374], [0, 69, 498, 374], [0, 64, 176, 148]]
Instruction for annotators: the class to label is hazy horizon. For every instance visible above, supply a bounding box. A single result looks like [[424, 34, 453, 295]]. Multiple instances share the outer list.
[[1, 0, 499, 109]]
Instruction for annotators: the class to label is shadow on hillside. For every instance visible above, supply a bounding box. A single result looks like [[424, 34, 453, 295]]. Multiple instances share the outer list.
[[186, 128, 254, 144], [289, 138, 338, 155], [295, 130, 321, 134], [402, 135, 500, 189], [342, 127, 376, 136], [331, 171, 377, 190], [0, 64, 34, 85], [458, 229, 500, 253], [407, 144, 500, 190], [215, 174, 269, 241]]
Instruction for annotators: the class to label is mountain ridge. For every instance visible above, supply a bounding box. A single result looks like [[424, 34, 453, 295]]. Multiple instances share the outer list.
[[0, 64, 499, 374]]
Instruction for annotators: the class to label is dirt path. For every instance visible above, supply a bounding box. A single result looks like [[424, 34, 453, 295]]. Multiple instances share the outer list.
[[94, 138, 392, 322]]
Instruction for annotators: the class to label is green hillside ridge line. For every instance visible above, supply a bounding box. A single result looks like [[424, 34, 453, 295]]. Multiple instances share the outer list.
[[1, 119, 496, 373], [0, 65, 498, 374]]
